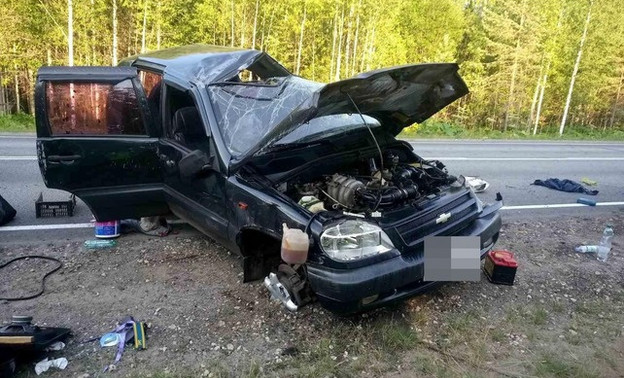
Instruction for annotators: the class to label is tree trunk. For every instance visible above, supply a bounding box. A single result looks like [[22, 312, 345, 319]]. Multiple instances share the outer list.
[[260, 9, 266, 50], [240, 8, 246, 48], [503, 11, 525, 132], [14, 73, 21, 113], [230, 0, 235, 47], [90, 0, 96, 64], [13, 45, 20, 113], [608, 70, 623, 130], [366, 24, 376, 71], [344, 4, 353, 79], [351, 0, 361, 76], [295, 4, 306, 75], [251, 0, 259, 49], [329, 8, 338, 81], [533, 67, 549, 135], [527, 60, 543, 132], [156, 0, 161, 49], [112, 0, 118, 65], [67, 0, 74, 66], [141, 0, 148, 53], [560, 1, 592, 136], [334, 8, 344, 81], [26, 69, 35, 115], [360, 26, 370, 73], [0, 73, 6, 115]]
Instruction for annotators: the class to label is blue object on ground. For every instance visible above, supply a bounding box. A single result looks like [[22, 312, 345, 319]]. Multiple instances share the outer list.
[[577, 197, 597, 206], [532, 178, 599, 195]]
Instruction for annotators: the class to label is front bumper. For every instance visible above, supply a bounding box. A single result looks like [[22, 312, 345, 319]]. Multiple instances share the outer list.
[[306, 209, 502, 315]]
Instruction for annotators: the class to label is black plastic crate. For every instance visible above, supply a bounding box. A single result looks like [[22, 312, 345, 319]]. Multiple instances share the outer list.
[[35, 192, 76, 218]]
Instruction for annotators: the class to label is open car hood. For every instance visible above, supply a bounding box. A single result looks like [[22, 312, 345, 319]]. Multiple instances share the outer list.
[[230, 63, 468, 170]]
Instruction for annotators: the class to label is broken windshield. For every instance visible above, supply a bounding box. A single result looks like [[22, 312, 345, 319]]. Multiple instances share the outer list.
[[208, 76, 323, 156], [276, 114, 380, 145]]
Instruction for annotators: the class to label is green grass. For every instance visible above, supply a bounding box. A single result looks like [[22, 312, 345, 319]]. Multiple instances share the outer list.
[[0, 113, 35, 133], [399, 120, 624, 141]]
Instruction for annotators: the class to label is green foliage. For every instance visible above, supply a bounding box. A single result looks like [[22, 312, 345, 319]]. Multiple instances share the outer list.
[[0, 113, 35, 132], [0, 0, 623, 136]]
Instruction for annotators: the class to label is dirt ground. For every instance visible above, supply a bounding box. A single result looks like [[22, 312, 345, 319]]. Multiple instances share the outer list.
[[1, 213, 623, 378]]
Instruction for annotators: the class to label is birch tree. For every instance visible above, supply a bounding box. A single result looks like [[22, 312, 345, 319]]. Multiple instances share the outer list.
[[559, 0, 592, 135], [112, 0, 118, 65], [67, 0, 74, 66]]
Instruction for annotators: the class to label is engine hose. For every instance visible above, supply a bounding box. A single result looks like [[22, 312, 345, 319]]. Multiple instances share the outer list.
[[358, 185, 419, 207]]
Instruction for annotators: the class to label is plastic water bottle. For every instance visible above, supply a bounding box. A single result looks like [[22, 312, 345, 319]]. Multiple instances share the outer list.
[[84, 239, 117, 249], [575, 245, 598, 253], [597, 224, 614, 262]]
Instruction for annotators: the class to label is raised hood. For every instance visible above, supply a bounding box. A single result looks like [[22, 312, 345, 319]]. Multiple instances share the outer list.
[[227, 63, 468, 170]]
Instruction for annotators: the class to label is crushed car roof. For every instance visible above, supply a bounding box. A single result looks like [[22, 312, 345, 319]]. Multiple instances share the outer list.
[[119, 44, 270, 83]]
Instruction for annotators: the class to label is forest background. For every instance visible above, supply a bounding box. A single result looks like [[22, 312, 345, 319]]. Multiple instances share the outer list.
[[1, 0, 623, 139]]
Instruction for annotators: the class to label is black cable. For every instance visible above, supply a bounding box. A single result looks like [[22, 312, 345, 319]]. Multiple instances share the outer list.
[[0, 256, 63, 301], [345, 92, 384, 212], [304, 211, 324, 235]]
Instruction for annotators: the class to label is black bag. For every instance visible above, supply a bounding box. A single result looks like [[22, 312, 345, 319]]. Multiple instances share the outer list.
[[0, 195, 16, 226]]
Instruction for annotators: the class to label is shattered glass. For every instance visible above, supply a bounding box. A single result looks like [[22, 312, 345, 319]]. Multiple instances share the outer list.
[[208, 76, 322, 156], [276, 114, 380, 145]]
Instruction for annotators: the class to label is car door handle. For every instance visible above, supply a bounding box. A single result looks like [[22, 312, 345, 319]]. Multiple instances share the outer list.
[[47, 154, 82, 163]]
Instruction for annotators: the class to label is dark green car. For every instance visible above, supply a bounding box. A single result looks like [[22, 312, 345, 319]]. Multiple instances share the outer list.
[[35, 44, 502, 314]]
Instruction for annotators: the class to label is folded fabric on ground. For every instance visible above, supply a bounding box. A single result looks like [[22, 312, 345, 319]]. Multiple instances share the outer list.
[[0, 194, 17, 226], [532, 178, 599, 195]]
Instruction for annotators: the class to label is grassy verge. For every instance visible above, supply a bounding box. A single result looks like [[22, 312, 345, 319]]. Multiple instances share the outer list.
[[0, 113, 35, 133], [399, 120, 624, 141]]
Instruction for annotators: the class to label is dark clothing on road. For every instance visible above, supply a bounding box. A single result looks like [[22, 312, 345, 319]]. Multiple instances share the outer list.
[[532, 178, 599, 195]]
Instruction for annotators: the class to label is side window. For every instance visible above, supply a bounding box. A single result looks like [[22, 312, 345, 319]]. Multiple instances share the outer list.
[[165, 86, 208, 150], [138, 70, 162, 122], [45, 80, 145, 135]]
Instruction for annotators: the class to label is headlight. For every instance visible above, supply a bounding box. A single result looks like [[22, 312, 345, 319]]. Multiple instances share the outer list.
[[320, 219, 394, 262]]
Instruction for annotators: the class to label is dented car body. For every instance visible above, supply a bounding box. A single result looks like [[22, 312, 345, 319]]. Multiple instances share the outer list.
[[35, 45, 502, 314]]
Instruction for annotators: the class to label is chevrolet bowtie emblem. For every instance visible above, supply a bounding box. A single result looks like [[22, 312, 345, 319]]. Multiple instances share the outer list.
[[436, 212, 451, 224]]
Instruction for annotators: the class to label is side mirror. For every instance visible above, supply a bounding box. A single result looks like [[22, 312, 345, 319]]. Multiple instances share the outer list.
[[179, 149, 213, 179]]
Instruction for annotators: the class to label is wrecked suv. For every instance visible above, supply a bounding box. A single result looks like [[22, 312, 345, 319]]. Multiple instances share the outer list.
[[35, 45, 502, 314]]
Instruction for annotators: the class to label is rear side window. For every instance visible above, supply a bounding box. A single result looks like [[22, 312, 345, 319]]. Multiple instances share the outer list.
[[45, 79, 144, 135]]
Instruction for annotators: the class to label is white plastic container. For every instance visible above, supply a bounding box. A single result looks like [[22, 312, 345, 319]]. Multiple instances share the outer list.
[[281, 223, 309, 264], [94, 221, 120, 239]]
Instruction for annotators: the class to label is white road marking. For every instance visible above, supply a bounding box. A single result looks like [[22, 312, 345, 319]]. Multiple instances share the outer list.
[[0, 156, 38, 161], [425, 157, 624, 161], [0, 219, 186, 232], [501, 201, 624, 210], [0, 223, 94, 231], [409, 140, 624, 147], [2, 202, 624, 232]]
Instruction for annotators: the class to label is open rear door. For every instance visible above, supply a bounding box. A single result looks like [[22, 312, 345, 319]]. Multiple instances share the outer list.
[[35, 66, 168, 221]]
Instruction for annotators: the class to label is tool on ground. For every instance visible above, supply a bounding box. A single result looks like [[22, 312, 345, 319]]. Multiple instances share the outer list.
[[483, 250, 517, 285], [86, 316, 147, 370]]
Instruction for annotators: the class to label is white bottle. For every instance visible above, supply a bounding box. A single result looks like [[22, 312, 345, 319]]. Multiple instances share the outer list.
[[597, 224, 614, 262], [575, 245, 598, 253]]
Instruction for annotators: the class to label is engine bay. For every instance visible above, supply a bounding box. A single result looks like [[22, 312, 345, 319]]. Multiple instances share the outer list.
[[279, 149, 458, 214]]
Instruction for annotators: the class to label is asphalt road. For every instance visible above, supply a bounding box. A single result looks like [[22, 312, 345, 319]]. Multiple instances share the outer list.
[[1, 135, 623, 235]]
